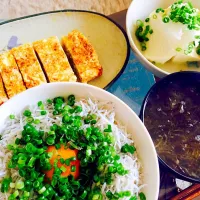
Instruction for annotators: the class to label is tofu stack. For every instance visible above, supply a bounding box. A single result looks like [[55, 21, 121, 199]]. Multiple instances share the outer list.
[[0, 52, 26, 98], [33, 36, 77, 82], [62, 30, 103, 83], [0, 75, 8, 105], [11, 43, 47, 88], [0, 30, 103, 104]]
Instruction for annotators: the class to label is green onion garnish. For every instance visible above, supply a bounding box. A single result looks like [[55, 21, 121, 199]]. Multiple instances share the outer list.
[[121, 144, 136, 154], [176, 47, 182, 52], [23, 109, 31, 117], [40, 110, 47, 115], [139, 192, 146, 200], [163, 17, 170, 23], [153, 14, 157, 19], [9, 114, 15, 119]]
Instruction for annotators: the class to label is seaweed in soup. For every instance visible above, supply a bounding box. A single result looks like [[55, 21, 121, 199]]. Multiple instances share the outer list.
[[144, 78, 200, 179]]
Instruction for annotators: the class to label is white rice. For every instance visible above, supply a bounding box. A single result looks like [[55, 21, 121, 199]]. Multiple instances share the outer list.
[[0, 98, 144, 200]]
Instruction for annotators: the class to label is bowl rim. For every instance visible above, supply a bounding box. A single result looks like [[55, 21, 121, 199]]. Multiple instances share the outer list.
[[139, 71, 200, 183], [0, 82, 160, 198], [0, 9, 130, 90], [126, 0, 170, 77]]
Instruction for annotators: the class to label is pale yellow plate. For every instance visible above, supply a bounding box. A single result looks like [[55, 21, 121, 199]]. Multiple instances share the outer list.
[[0, 10, 130, 89]]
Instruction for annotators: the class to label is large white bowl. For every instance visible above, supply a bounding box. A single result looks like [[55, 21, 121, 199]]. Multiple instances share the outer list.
[[126, 0, 200, 78], [0, 83, 159, 200]]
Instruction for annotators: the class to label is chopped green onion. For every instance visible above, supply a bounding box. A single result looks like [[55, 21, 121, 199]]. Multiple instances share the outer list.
[[197, 47, 200, 55], [176, 47, 182, 52], [139, 192, 146, 200], [48, 152, 53, 158], [37, 101, 43, 107], [153, 14, 157, 19], [74, 106, 82, 113], [156, 8, 164, 13], [130, 196, 137, 200], [28, 157, 36, 167], [9, 183, 15, 189], [48, 131, 55, 135], [149, 29, 153, 34], [71, 165, 76, 172], [121, 144, 136, 154], [46, 136, 55, 145], [9, 114, 15, 119], [33, 119, 40, 124], [163, 17, 170, 23], [136, 20, 144, 27], [40, 110, 47, 115], [169, 1, 200, 30], [60, 166, 66, 172], [104, 125, 112, 132], [24, 191, 30, 197], [65, 159, 71, 166], [16, 181, 24, 189], [55, 143, 61, 149], [53, 110, 59, 115], [26, 117, 34, 123], [1, 178, 12, 193], [60, 158, 65, 164], [38, 186, 46, 194], [11, 190, 19, 198], [67, 94, 75, 106], [80, 190, 88, 199], [124, 191, 131, 196], [53, 96, 64, 104], [47, 99, 53, 104], [23, 110, 31, 117], [184, 50, 189, 55], [70, 156, 76, 161]]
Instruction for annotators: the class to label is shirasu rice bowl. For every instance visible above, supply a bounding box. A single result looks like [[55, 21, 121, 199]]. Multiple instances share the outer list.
[[0, 95, 145, 200]]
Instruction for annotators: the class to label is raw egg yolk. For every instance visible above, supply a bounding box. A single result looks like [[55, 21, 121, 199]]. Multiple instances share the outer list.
[[45, 145, 80, 180]]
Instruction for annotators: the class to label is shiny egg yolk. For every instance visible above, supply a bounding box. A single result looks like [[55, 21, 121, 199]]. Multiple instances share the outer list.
[[45, 145, 80, 180]]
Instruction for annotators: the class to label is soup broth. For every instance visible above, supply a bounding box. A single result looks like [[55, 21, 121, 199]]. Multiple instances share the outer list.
[[144, 75, 200, 179]]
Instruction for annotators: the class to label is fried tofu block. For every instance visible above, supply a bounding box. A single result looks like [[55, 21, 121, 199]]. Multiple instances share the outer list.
[[0, 52, 26, 98], [62, 30, 103, 83], [0, 75, 8, 105], [33, 36, 77, 82], [11, 43, 47, 89]]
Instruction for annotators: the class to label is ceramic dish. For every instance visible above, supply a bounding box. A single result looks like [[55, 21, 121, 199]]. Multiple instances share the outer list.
[[126, 0, 200, 78], [140, 71, 200, 183], [0, 82, 159, 199], [0, 10, 130, 89]]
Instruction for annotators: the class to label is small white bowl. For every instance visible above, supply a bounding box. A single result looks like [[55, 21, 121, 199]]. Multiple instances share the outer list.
[[126, 0, 200, 78], [0, 83, 159, 200]]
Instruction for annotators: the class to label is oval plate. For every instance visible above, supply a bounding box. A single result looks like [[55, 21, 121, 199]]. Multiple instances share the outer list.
[[0, 10, 130, 89]]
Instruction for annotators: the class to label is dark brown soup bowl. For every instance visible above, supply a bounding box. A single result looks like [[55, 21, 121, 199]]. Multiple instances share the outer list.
[[140, 71, 200, 183]]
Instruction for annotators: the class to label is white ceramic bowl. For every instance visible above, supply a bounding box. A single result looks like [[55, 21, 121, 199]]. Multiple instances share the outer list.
[[0, 82, 159, 200], [126, 0, 200, 78]]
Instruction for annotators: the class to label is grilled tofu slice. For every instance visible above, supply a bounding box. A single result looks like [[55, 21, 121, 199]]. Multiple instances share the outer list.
[[62, 30, 103, 83], [0, 75, 8, 105], [11, 43, 47, 89], [0, 52, 26, 98], [33, 36, 77, 82]]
